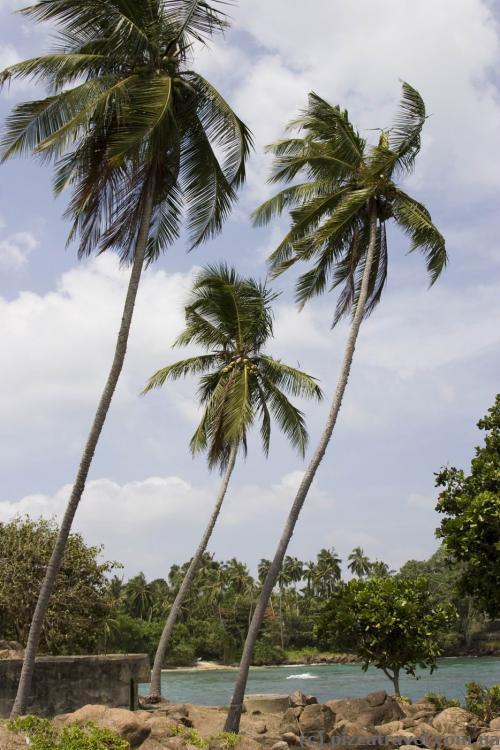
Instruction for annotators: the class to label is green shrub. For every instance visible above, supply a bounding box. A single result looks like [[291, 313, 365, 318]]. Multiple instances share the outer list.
[[252, 640, 286, 665], [8, 716, 129, 750], [424, 692, 460, 711], [465, 682, 500, 722], [216, 732, 240, 750]]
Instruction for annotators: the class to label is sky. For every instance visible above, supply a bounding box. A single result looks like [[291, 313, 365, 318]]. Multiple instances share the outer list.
[[1, 0, 499, 579]]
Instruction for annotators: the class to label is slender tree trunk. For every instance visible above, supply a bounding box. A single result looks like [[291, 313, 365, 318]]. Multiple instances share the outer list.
[[279, 589, 284, 650], [148, 444, 238, 699], [10, 184, 155, 719], [393, 668, 400, 698], [224, 204, 378, 733]]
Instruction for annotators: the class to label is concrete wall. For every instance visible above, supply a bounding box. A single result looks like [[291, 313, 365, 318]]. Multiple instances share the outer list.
[[0, 654, 150, 718]]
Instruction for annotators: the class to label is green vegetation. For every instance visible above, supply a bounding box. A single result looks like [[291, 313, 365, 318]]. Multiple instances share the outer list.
[[3, 522, 497, 669], [7, 716, 129, 750], [424, 692, 461, 712], [0, 517, 118, 654], [436, 395, 500, 618], [464, 681, 500, 723], [317, 575, 457, 696], [424, 682, 500, 722]]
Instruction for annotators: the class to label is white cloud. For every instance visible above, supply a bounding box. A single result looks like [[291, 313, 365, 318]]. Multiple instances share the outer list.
[[0, 469, 329, 576], [0, 226, 38, 269], [224, 0, 500, 202], [0, 255, 195, 427], [358, 281, 500, 376], [408, 493, 436, 510], [0, 42, 19, 69]]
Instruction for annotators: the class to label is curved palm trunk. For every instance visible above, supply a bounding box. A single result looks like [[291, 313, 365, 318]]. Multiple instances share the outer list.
[[224, 206, 378, 733], [10, 185, 155, 719], [148, 444, 238, 699]]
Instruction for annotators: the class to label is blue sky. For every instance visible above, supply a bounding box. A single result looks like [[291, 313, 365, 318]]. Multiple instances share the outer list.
[[1, 0, 499, 578]]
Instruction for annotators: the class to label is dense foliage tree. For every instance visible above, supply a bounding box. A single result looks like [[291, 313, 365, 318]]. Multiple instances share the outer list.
[[143, 264, 322, 698], [317, 576, 457, 696], [0, 0, 251, 717], [0, 517, 117, 654], [435, 394, 500, 618], [225, 82, 447, 732], [399, 547, 484, 649]]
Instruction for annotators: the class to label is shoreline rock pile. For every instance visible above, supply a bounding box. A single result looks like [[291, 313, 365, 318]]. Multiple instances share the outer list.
[[2, 689, 500, 750]]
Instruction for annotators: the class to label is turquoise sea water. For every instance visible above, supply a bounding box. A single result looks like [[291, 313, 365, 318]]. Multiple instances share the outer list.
[[139, 657, 500, 706]]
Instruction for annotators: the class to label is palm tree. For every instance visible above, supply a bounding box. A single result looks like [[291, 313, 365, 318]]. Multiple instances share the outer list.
[[123, 572, 154, 620], [348, 546, 371, 578], [224, 82, 447, 732], [143, 264, 323, 699], [315, 548, 342, 596], [302, 560, 318, 596], [1, 0, 251, 717], [368, 560, 394, 577]]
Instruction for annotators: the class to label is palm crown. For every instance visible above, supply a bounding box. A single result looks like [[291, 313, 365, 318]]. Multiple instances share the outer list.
[[144, 264, 323, 468], [0, 0, 252, 261], [253, 82, 446, 322]]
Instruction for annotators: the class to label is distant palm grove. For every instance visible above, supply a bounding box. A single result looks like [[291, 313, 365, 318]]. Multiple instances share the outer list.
[[0, 0, 499, 731]]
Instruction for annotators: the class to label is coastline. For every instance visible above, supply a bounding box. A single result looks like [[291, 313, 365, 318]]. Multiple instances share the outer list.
[[160, 651, 500, 673], [161, 654, 362, 673]]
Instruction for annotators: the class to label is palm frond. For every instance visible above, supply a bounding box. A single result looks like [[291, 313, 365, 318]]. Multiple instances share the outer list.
[[393, 189, 447, 283], [143, 354, 219, 392], [389, 81, 426, 173], [259, 378, 309, 457], [258, 357, 323, 401], [187, 73, 253, 187]]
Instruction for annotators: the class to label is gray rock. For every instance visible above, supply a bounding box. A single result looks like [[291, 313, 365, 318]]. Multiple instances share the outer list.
[[299, 703, 336, 734], [432, 707, 485, 742], [282, 732, 301, 746], [327, 691, 404, 727], [290, 691, 307, 708], [476, 731, 500, 749]]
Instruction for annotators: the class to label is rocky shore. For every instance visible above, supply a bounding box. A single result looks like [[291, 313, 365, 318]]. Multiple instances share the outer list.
[[2, 688, 500, 750]]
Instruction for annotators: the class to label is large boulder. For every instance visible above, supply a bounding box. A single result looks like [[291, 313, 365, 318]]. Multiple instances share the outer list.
[[280, 703, 335, 737], [280, 707, 302, 735], [299, 703, 335, 735], [327, 690, 404, 727], [490, 719, 500, 731], [432, 707, 485, 742], [60, 704, 151, 748], [290, 691, 307, 708], [476, 731, 500, 748], [329, 719, 377, 750], [374, 720, 404, 734]]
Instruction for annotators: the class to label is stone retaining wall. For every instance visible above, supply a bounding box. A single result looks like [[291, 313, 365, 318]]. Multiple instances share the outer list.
[[0, 654, 150, 718]]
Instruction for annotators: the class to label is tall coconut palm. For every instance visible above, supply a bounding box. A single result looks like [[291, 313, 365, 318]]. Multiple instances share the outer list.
[[1, 0, 251, 718], [348, 546, 371, 578], [224, 82, 447, 732], [315, 547, 342, 596], [143, 264, 322, 698]]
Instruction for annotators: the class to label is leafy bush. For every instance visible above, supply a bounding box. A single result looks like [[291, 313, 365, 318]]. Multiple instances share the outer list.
[[424, 692, 460, 711], [217, 732, 240, 750], [8, 716, 129, 750], [465, 682, 500, 722], [252, 640, 286, 665]]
